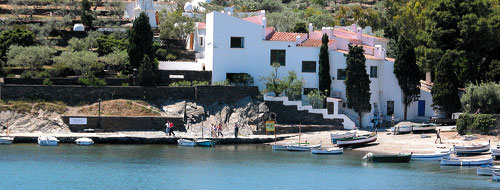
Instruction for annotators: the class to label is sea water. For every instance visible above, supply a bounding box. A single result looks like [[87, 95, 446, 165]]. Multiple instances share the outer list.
[[0, 144, 497, 190]]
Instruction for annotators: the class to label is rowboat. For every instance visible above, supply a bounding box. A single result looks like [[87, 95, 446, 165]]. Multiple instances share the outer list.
[[75, 138, 94, 146], [477, 165, 500, 176], [311, 147, 343, 154], [0, 136, 14, 145], [38, 136, 59, 146], [454, 141, 490, 155], [390, 125, 412, 134], [363, 152, 412, 163], [195, 139, 215, 147], [331, 131, 356, 143], [411, 124, 436, 132], [337, 133, 377, 147], [491, 145, 500, 158], [178, 139, 196, 147], [287, 142, 322, 151], [440, 158, 493, 166], [272, 145, 288, 151], [411, 150, 452, 161], [493, 172, 500, 182]]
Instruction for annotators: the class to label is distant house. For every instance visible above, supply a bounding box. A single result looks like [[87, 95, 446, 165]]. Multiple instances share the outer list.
[[165, 10, 437, 127]]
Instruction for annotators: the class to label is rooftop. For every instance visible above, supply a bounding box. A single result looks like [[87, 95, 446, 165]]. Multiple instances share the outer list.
[[297, 39, 335, 47], [267, 32, 307, 42]]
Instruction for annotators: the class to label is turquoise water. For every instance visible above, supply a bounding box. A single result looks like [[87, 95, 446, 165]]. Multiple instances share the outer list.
[[1, 144, 498, 190]]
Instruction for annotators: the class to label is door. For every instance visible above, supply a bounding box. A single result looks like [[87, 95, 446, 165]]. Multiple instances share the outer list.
[[418, 100, 425, 116]]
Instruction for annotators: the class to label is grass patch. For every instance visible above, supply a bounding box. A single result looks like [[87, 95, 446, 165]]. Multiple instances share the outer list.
[[0, 100, 68, 115]]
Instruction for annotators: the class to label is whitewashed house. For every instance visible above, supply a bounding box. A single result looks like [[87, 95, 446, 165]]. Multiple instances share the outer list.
[[169, 10, 437, 128]]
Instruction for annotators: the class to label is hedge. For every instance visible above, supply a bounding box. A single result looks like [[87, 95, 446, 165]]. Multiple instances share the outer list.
[[456, 114, 496, 135]]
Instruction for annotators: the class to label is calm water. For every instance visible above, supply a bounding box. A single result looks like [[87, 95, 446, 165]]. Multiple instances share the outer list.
[[1, 144, 498, 190]]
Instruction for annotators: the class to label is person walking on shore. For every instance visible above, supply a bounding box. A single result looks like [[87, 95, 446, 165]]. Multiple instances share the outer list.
[[169, 121, 175, 136], [435, 129, 442, 144], [391, 114, 395, 127], [217, 123, 223, 137], [165, 121, 170, 136], [234, 123, 239, 138]]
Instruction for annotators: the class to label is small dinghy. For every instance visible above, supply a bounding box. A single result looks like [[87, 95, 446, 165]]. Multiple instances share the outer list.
[[38, 136, 59, 146], [287, 143, 322, 151], [363, 152, 412, 163], [178, 139, 196, 147], [411, 124, 436, 132], [477, 165, 500, 176], [493, 172, 500, 182], [271, 144, 288, 151], [411, 150, 452, 161], [337, 133, 377, 147], [390, 126, 412, 134], [195, 139, 215, 147], [440, 157, 493, 166], [331, 131, 356, 144], [75, 138, 94, 146], [311, 147, 343, 154], [491, 145, 500, 159], [0, 136, 14, 145], [454, 140, 490, 155]]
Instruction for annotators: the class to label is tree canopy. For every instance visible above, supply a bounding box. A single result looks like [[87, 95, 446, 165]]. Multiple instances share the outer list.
[[344, 45, 371, 127], [0, 28, 36, 62], [431, 50, 462, 118], [128, 12, 154, 70], [7, 45, 56, 71], [318, 34, 331, 98]]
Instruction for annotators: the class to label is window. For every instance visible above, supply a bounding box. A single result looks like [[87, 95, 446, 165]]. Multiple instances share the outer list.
[[302, 61, 316, 73], [370, 66, 378, 78], [270, 50, 286, 66], [230, 37, 244, 48], [387, 101, 394, 115], [303, 88, 317, 95], [199, 37, 204, 46], [337, 69, 346, 80]]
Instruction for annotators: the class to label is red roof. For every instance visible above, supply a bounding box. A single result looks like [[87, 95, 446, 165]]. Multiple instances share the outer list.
[[298, 39, 335, 47], [197, 22, 206, 29], [363, 34, 388, 41], [242, 15, 263, 25], [267, 32, 307, 42]]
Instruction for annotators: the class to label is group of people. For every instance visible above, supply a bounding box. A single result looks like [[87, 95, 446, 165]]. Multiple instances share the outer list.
[[165, 120, 240, 138], [165, 120, 175, 136], [210, 123, 224, 137]]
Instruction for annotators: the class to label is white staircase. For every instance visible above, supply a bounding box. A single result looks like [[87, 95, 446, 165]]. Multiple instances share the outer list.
[[264, 96, 356, 129]]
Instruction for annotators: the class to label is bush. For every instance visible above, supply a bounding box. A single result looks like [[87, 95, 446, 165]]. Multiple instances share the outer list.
[[156, 48, 168, 60], [122, 82, 129, 86], [78, 75, 106, 86], [35, 71, 51, 78], [213, 80, 230, 86], [461, 82, 500, 114], [169, 81, 192, 87], [165, 53, 177, 61], [192, 81, 209, 86], [307, 90, 327, 109], [227, 73, 254, 86], [20, 70, 37, 78], [42, 78, 53, 86], [456, 113, 496, 135]]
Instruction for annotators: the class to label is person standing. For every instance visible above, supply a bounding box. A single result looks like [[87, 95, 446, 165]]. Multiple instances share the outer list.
[[435, 129, 442, 144], [169, 121, 175, 136], [217, 123, 223, 137], [234, 123, 239, 138], [391, 114, 395, 127], [165, 121, 170, 136]]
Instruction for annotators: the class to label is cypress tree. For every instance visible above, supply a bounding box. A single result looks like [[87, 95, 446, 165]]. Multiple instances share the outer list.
[[81, 0, 93, 30], [431, 50, 461, 118], [394, 36, 421, 120], [344, 45, 371, 127], [138, 55, 156, 86], [318, 34, 331, 98], [128, 12, 154, 70], [292, 23, 308, 33]]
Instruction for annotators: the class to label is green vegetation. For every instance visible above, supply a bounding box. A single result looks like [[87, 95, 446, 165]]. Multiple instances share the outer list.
[[457, 114, 496, 135], [128, 12, 155, 70], [282, 71, 304, 101], [158, 10, 195, 46], [97, 35, 127, 56], [344, 45, 371, 127], [393, 36, 420, 120], [307, 90, 327, 109], [43, 78, 53, 86], [261, 63, 304, 100], [431, 51, 461, 118], [461, 82, 500, 114], [0, 28, 36, 62], [6, 46, 56, 72], [101, 49, 129, 74], [81, 0, 94, 30], [318, 34, 331, 100], [53, 51, 102, 77], [169, 80, 210, 87], [138, 56, 157, 86], [0, 100, 68, 115]]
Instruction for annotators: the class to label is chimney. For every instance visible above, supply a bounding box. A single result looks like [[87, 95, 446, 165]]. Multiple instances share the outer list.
[[261, 16, 266, 27], [260, 10, 266, 17], [262, 17, 267, 40], [296, 35, 301, 45], [308, 23, 313, 34], [356, 27, 362, 40], [351, 24, 357, 32], [425, 72, 432, 83]]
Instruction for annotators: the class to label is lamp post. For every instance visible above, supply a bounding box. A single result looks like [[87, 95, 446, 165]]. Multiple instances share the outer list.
[[98, 98, 102, 128]]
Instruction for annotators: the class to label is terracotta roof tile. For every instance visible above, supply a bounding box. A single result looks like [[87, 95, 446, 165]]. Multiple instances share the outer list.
[[334, 28, 356, 35], [363, 34, 388, 41], [336, 50, 380, 60], [242, 15, 262, 25], [267, 32, 307, 42], [298, 39, 335, 47], [197, 22, 206, 29]]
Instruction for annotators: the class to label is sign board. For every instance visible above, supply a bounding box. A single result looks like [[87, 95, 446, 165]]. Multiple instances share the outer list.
[[69, 118, 87, 125], [265, 121, 275, 132], [169, 75, 184, 79]]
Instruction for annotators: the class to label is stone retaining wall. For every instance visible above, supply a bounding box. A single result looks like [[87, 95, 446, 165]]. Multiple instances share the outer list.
[[61, 116, 185, 132], [264, 101, 343, 126], [4, 77, 132, 86], [157, 70, 211, 85]]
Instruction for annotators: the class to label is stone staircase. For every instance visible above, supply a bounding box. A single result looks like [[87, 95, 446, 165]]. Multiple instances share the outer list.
[[264, 96, 356, 129]]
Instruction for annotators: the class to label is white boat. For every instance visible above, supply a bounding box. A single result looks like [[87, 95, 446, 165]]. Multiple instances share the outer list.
[[491, 145, 500, 158], [0, 136, 14, 145], [454, 141, 490, 154], [311, 147, 343, 154], [440, 157, 493, 166], [75, 138, 94, 146], [477, 165, 500, 176], [38, 136, 59, 146], [391, 126, 412, 134], [177, 139, 196, 147], [493, 172, 500, 182], [411, 150, 452, 161], [411, 124, 436, 132], [337, 133, 377, 147], [287, 143, 322, 151], [272, 144, 288, 151], [331, 131, 356, 143]]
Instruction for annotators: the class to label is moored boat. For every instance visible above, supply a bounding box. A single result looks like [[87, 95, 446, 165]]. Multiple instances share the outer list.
[[390, 126, 412, 134], [0, 136, 14, 145], [38, 136, 59, 146], [177, 139, 196, 147], [440, 158, 493, 166], [272, 144, 288, 151], [363, 152, 412, 163], [454, 141, 490, 155], [337, 133, 377, 147], [411, 150, 452, 161], [331, 131, 356, 144], [411, 124, 436, 132], [311, 147, 343, 154], [491, 145, 500, 159], [75, 138, 94, 146], [195, 139, 215, 147], [477, 165, 500, 176], [287, 143, 322, 151], [493, 172, 500, 182]]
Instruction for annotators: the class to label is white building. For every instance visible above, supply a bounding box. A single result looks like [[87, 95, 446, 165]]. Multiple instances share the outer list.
[[169, 10, 437, 128]]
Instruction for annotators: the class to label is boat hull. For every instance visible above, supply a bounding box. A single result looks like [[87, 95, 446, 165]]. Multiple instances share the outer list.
[[491, 148, 500, 158], [337, 135, 377, 147], [411, 151, 452, 161], [311, 148, 343, 154], [75, 138, 94, 146], [454, 144, 490, 154], [477, 166, 500, 176], [493, 172, 500, 182], [38, 136, 59, 146], [287, 144, 321, 151], [440, 158, 493, 166], [364, 153, 412, 163], [177, 139, 196, 147], [390, 126, 412, 134], [196, 140, 215, 147], [272, 145, 288, 151], [0, 137, 14, 145], [331, 132, 356, 144]]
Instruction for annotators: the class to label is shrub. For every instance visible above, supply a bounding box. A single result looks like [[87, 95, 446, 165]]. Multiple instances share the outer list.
[[456, 113, 496, 135], [307, 90, 327, 109], [227, 73, 255, 86], [42, 78, 53, 86], [169, 81, 191, 87], [191, 81, 209, 86], [165, 53, 177, 61], [155, 48, 168, 60], [213, 80, 230, 86], [20, 70, 37, 78], [122, 82, 129, 86], [461, 82, 500, 114], [35, 71, 51, 78], [78, 75, 106, 86]]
